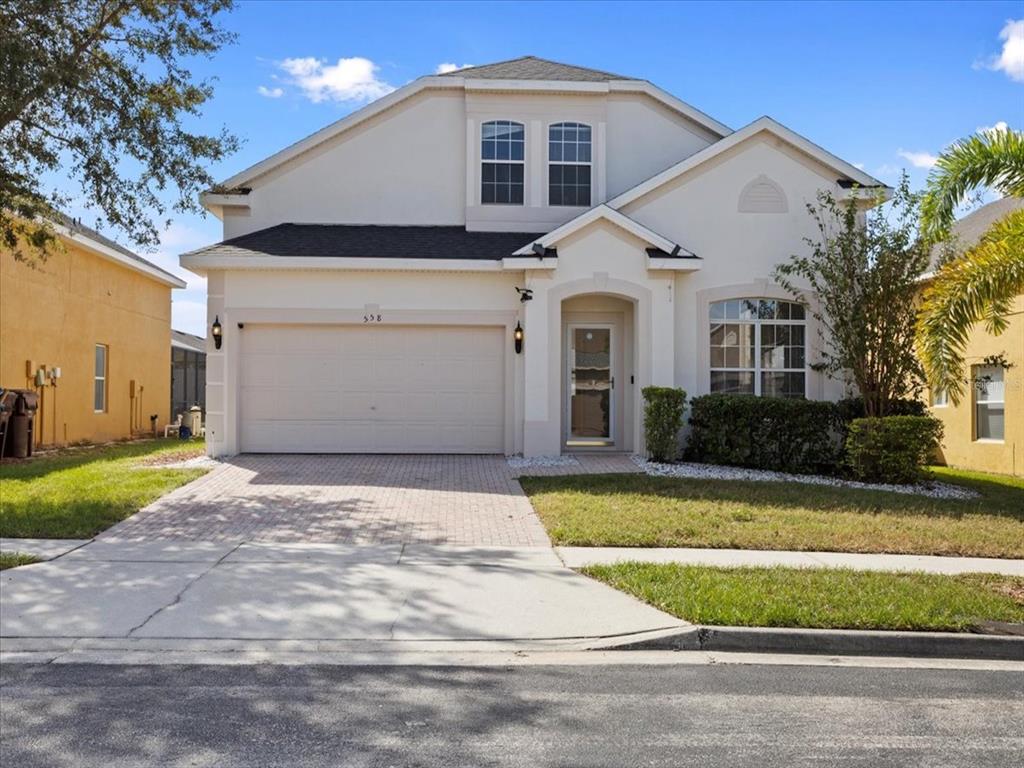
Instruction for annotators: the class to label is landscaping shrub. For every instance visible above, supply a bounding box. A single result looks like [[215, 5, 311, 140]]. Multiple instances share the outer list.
[[685, 394, 846, 474], [835, 395, 927, 422], [642, 387, 687, 462], [844, 416, 944, 484]]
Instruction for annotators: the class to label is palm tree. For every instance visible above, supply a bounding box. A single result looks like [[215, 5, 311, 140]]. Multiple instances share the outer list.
[[916, 128, 1024, 403]]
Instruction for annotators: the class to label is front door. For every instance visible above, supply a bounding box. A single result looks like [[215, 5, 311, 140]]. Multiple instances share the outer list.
[[566, 325, 614, 446]]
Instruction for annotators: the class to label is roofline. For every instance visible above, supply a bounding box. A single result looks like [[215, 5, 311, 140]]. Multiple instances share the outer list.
[[179, 254, 512, 276], [52, 221, 186, 288], [512, 204, 694, 256], [213, 75, 731, 195], [607, 116, 889, 210]]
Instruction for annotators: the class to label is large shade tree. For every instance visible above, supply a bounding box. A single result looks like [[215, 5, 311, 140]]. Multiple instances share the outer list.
[[916, 128, 1024, 403], [775, 175, 931, 417], [0, 0, 239, 263]]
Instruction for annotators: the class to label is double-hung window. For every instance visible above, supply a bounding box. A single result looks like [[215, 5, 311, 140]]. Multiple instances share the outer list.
[[974, 365, 1005, 441], [94, 344, 108, 413], [709, 298, 807, 398], [548, 122, 591, 206], [481, 120, 524, 205]]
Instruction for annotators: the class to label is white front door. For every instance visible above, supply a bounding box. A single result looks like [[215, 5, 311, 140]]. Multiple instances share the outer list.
[[566, 324, 614, 446], [238, 324, 505, 453]]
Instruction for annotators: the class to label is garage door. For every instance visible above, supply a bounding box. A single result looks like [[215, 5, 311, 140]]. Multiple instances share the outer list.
[[239, 325, 505, 453]]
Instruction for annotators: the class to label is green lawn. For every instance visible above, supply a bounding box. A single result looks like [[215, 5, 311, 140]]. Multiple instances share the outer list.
[[0, 440, 208, 538], [520, 468, 1024, 558], [0, 552, 40, 570], [582, 563, 1024, 631]]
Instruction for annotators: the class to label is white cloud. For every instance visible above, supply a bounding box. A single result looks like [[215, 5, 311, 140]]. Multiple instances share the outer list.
[[257, 85, 284, 98], [853, 162, 865, 170], [977, 120, 1009, 135], [171, 297, 208, 337], [982, 19, 1024, 82], [896, 149, 938, 169], [435, 62, 473, 74], [278, 56, 394, 103]]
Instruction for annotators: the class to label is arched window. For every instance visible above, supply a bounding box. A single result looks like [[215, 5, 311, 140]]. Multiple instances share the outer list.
[[709, 298, 807, 398], [548, 122, 591, 206], [481, 120, 524, 205]]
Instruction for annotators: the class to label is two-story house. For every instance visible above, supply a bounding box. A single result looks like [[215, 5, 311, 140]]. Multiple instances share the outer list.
[[181, 56, 887, 458]]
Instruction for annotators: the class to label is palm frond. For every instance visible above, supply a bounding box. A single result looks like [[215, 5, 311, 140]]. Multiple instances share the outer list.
[[916, 208, 1024, 403], [919, 129, 1024, 241]]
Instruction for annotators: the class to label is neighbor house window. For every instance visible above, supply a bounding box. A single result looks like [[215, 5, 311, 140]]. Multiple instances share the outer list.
[[94, 344, 108, 413], [974, 365, 1004, 441], [548, 122, 591, 206], [931, 388, 948, 408], [709, 299, 806, 398], [481, 120, 524, 205]]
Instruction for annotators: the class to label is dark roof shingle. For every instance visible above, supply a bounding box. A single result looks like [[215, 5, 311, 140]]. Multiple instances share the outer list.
[[185, 224, 546, 261], [55, 212, 182, 283], [437, 56, 632, 82]]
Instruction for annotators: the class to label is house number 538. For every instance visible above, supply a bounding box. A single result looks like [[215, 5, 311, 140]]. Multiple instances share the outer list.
[[363, 314, 383, 323]]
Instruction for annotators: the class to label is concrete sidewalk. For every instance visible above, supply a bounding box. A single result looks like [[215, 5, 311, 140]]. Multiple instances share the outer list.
[[0, 538, 91, 560], [557, 547, 1024, 576], [0, 540, 683, 643]]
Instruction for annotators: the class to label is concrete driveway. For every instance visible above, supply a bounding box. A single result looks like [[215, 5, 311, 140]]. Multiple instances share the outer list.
[[1, 454, 678, 655]]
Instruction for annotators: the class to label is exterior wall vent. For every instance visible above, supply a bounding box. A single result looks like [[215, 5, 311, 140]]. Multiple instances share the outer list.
[[738, 175, 788, 213]]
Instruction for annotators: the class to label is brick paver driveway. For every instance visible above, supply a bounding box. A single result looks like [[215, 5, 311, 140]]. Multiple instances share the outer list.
[[102, 454, 638, 546]]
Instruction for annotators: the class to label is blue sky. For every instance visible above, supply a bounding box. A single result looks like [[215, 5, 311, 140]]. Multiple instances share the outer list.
[[66, 1, 1023, 335]]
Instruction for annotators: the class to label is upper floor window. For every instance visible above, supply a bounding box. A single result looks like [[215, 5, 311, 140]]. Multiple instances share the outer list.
[[481, 120, 524, 205], [974, 365, 1004, 441], [549, 122, 591, 207], [709, 298, 806, 398]]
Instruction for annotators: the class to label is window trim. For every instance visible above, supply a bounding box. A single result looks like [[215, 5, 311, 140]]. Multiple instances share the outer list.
[[973, 365, 1005, 442], [708, 298, 808, 398], [480, 119, 525, 206], [93, 343, 108, 414], [547, 121, 593, 208]]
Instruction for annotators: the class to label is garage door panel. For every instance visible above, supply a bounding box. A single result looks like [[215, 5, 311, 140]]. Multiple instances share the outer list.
[[240, 325, 505, 453]]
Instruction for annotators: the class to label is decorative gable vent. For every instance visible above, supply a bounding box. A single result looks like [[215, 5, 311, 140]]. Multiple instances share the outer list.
[[738, 175, 788, 213]]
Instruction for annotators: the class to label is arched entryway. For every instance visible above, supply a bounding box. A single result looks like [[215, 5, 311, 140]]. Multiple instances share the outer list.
[[561, 293, 636, 451]]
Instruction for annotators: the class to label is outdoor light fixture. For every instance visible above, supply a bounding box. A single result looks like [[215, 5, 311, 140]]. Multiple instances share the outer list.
[[514, 321, 524, 354], [211, 316, 223, 349]]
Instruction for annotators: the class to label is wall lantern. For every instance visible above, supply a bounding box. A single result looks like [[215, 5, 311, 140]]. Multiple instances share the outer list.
[[513, 321, 524, 354], [211, 316, 223, 350]]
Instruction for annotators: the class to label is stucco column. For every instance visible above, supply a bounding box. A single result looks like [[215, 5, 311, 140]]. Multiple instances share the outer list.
[[650, 280, 675, 386], [522, 277, 560, 457]]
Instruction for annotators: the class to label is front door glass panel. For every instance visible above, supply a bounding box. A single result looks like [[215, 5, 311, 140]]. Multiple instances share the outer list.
[[570, 327, 611, 441]]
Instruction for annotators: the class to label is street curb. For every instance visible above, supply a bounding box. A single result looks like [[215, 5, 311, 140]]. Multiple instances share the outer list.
[[597, 625, 1024, 661]]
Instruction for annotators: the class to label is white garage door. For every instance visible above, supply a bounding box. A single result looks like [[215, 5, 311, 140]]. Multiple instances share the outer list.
[[239, 324, 505, 453]]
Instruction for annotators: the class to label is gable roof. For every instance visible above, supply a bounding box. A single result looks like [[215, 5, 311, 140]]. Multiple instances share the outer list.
[[212, 58, 730, 193], [608, 116, 888, 210], [53, 214, 186, 288], [926, 196, 1024, 273], [512, 205, 696, 258], [182, 224, 544, 261], [438, 56, 630, 82]]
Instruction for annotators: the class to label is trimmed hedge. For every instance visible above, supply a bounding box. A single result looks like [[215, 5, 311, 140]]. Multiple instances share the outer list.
[[685, 394, 846, 474], [845, 416, 943, 484], [834, 396, 927, 422], [642, 387, 687, 462]]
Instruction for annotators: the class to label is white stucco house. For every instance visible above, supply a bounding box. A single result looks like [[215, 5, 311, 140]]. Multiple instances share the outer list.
[[181, 56, 888, 458]]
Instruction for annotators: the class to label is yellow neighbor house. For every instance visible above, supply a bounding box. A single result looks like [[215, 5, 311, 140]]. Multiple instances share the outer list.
[[1, 219, 185, 448], [925, 198, 1022, 477]]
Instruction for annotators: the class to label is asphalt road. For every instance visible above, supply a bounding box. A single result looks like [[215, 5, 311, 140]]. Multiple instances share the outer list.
[[1, 662, 1022, 767]]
